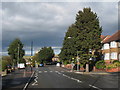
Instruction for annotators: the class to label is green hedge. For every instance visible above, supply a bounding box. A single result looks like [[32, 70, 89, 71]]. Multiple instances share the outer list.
[[106, 61, 120, 69], [95, 60, 106, 69]]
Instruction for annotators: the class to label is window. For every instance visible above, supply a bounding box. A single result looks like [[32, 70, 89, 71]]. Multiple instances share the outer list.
[[118, 42, 120, 47], [110, 41, 117, 48], [111, 52, 117, 59], [103, 43, 109, 49], [104, 53, 110, 60]]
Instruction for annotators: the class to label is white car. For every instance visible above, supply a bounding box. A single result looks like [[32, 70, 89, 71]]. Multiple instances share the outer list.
[[56, 63, 60, 67]]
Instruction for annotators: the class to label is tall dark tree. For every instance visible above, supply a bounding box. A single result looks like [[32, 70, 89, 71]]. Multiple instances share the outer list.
[[8, 38, 25, 66], [75, 8, 102, 65], [59, 24, 78, 63], [60, 8, 102, 70]]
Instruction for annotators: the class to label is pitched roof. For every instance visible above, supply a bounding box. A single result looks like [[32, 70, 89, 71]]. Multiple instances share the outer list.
[[102, 30, 120, 43], [100, 35, 106, 40]]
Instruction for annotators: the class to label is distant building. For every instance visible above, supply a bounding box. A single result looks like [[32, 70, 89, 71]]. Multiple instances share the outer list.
[[52, 55, 59, 62], [101, 30, 120, 64]]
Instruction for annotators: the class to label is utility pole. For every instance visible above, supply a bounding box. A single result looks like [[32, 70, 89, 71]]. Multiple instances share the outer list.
[[17, 43, 20, 68], [31, 41, 33, 56], [30, 41, 33, 71]]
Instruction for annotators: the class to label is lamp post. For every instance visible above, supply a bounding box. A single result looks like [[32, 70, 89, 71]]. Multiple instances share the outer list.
[[67, 37, 79, 72], [77, 51, 80, 71]]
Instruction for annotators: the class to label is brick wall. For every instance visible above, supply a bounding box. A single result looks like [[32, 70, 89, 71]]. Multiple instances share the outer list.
[[93, 66, 120, 72]]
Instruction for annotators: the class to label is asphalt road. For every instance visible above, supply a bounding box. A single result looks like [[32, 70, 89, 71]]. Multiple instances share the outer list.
[[27, 65, 120, 89], [2, 67, 34, 90]]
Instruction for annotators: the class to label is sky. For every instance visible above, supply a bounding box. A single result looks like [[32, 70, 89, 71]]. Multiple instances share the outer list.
[[1, 1, 119, 56]]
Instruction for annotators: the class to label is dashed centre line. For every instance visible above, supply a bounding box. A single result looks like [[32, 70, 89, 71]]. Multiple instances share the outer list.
[[37, 70, 101, 90], [38, 71, 66, 73], [44, 71, 47, 73]]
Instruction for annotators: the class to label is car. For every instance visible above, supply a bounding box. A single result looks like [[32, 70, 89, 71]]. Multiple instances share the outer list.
[[56, 63, 60, 67], [39, 63, 44, 67], [7, 65, 12, 72]]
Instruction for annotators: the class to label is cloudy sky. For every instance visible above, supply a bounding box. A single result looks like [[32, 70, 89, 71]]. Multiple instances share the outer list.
[[1, 1, 119, 56]]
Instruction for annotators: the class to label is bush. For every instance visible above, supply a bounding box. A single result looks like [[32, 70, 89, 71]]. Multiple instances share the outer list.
[[113, 60, 120, 64], [2, 60, 8, 71], [63, 60, 69, 65], [106, 62, 120, 69], [95, 60, 106, 69], [114, 62, 120, 67]]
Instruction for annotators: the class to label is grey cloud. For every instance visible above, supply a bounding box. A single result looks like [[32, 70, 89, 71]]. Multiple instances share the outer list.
[[2, 2, 118, 55]]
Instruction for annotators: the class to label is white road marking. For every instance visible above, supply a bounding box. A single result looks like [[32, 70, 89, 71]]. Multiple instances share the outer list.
[[39, 71, 42, 73], [32, 73, 38, 86], [57, 72, 61, 75], [44, 71, 47, 73], [50, 71, 53, 72], [23, 71, 35, 90], [89, 84, 102, 90]]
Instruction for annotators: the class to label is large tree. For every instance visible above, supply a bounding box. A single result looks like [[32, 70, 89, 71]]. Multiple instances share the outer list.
[[75, 8, 102, 65], [60, 8, 102, 70], [37, 47, 54, 63], [59, 24, 78, 63], [8, 38, 25, 66]]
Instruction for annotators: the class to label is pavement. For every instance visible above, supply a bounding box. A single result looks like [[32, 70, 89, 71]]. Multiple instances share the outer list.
[[2, 67, 35, 90]]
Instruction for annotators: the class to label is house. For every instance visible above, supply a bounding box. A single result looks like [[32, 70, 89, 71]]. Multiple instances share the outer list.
[[101, 30, 120, 64], [52, 55, 60, 62]]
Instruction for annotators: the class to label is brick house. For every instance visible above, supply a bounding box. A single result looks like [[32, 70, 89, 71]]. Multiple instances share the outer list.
[[101, 30, 120, 64]]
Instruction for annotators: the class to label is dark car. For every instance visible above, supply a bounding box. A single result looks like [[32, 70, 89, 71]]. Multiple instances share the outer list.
[[7, 65, 12, 73]]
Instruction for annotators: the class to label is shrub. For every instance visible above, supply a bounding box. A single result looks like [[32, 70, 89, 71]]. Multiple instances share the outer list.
[[95, 60, 106, 69], [106, 62, 120, 69], [64, 60, 70, 65], [113, 60, 120, 64], [2, 60, 8, 71], [114, 62, 120, 67]]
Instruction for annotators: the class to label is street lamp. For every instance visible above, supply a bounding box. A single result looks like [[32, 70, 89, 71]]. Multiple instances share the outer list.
[[67, 37, 79, 72]]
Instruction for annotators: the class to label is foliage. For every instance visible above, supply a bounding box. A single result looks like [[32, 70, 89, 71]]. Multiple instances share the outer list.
[[113, 60, 120, 64], [2, 60, 8, 71], [2, 56, 13, 71], [63, 60, 70, 65], [7, 38, 25, 66], [33, 47, 54, 64], [59, 8, 102, 65], [106, 62, 120, 69], [2, 56, 12, 65], [95, 60, 106, 69], [59, 24, 77, 62]]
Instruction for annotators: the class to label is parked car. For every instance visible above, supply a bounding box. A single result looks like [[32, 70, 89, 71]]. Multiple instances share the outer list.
[[39, 63, 44, 67], [7, 65, 12, 73]]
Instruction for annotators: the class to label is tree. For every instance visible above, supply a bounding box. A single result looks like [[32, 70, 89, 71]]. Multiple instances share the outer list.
[[37, 47, 54, 64], [60, 8, 102, 72], [75, 8, 102, 66], [59, 24, 78, 63], [8, 38, 25, 67]]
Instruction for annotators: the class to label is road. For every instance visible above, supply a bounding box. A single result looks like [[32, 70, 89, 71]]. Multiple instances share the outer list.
[[27, 65, 120, 89], [2, 67, 34, 90]]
